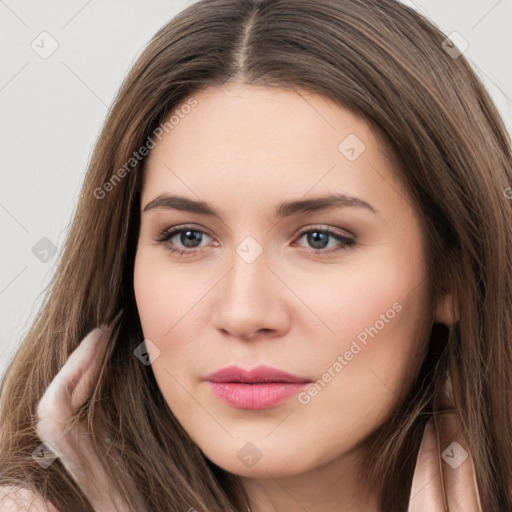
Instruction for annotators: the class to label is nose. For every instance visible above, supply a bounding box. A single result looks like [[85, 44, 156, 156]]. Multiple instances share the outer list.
[[211, 248, 290, 341]]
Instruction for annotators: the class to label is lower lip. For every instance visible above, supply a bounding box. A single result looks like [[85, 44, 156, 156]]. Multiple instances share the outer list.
[[207, 382, 309, 409]]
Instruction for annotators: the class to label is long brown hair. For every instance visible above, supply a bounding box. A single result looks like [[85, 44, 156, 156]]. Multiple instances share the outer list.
[[1, 0, 511, 510]]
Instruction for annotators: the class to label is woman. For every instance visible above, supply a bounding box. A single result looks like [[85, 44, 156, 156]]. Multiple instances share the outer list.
[[1, 0, 511, 510]]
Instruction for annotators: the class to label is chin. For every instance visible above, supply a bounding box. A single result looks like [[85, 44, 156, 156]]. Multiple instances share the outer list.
[[202, 445, 317, 479]]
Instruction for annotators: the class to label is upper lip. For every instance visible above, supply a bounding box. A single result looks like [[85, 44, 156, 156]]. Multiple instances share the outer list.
[[204, 365, 312, 384]]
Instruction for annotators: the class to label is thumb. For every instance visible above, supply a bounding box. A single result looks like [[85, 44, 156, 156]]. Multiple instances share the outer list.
[[433, 372, 483, 511], [434, 412, 482, 512], [70, 324, 110, 411], [408, 418, 446, 511]]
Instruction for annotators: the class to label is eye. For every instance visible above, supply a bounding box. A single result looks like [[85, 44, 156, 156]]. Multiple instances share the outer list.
[[155, 225, 214, 256], [293, 226, 355, 255], [155, 224, 356, 257]]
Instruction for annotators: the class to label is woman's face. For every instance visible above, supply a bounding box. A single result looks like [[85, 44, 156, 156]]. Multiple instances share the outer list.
[[134, 82, 432, 479]]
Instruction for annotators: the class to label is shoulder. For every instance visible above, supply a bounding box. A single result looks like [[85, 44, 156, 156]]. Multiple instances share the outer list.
[[0, 486, 60, 512]]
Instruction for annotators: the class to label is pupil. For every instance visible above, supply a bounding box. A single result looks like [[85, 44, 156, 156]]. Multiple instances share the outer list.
[[308, 231, 328, 249], [181, 230, 202, 248]]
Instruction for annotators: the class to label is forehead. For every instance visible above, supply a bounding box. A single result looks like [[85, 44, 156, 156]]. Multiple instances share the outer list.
[[150, 82, 374, 157], [140, 82, 404, 214]]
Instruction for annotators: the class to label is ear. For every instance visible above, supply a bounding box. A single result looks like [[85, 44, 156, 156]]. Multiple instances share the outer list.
[[434, 292, 459, 326]]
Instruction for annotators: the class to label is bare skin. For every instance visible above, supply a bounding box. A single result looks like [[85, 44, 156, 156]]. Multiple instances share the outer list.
[[28, 84, 483, 512]]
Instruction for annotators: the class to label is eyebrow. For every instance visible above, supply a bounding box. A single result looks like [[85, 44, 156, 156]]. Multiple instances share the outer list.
[[142, 193, 377, 218]]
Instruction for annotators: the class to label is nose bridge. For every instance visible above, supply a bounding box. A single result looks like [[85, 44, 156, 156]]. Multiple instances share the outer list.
[[225, 241, 271, 309], [212, 238, 288, 339]]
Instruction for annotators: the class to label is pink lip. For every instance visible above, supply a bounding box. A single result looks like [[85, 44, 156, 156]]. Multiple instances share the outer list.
[[204, 365, 311, 410]]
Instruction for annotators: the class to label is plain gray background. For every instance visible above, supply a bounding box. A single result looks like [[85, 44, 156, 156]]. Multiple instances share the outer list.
[[1, 0, 511, 379]]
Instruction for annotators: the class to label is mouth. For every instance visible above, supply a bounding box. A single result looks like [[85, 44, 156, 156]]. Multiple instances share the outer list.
[[204, 365, 312, 409]]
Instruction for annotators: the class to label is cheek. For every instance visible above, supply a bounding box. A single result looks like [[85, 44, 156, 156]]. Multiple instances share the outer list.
[[297, 270, 429, 427], [133, 246, 207, 341], [290, 250, 429, 433], [133, 248, 219, 388], [285, 287, 429, 476], [133, 253, 208, 425], [285, 251, 426, 369], [134, 249, 180, 363]]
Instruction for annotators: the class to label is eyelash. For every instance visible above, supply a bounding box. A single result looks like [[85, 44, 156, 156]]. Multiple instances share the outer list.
[[155, 224, 356, 258]]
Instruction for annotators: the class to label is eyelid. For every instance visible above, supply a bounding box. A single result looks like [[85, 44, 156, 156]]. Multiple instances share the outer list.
[[155, 224, 216, 246], [155, 223, 353, 241], [295, 224, 355, 239], [155, 223, 356, 256], [292, 225, 356, 255]]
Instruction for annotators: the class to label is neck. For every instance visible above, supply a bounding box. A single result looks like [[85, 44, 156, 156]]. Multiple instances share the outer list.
[[240, 445, 381, 512]]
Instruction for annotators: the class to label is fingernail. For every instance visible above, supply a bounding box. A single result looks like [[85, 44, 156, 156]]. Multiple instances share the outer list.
[[97, 324, 111, 342]]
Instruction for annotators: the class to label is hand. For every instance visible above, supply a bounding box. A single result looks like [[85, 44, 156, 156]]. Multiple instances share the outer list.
[[408, 376, 482, 511], [36, 325, 130, 512]]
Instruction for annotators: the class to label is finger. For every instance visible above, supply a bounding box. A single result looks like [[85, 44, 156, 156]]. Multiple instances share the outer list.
[[70, 325, 110, 411], [435, 412, 483, 512], [408, 418, 446, 511], [37, 326, 108, 426]]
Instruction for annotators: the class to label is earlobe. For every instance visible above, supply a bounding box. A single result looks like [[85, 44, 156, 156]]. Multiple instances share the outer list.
[[434, 293, 459, 326]]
